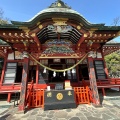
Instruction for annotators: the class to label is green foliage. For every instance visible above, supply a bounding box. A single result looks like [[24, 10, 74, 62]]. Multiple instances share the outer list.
[[0, 19, 9, 24], [105, 51, 120, 77]]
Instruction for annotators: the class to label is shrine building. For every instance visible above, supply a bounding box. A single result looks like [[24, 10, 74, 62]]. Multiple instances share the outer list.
[[0, 0, 120, 111]]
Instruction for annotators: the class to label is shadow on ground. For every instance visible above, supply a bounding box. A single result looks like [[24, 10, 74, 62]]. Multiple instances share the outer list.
[[0, 114, 11, 120]]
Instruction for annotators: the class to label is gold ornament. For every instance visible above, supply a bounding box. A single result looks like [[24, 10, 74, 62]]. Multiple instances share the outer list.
[[58, 3, 61, 6], [47, 92, 52, 97], [39, 25, 43, 29], [68, 91, 72, 96], [56, 93, 63, 100], [77, 26, 81, 30], [84, 34, 87, 37]]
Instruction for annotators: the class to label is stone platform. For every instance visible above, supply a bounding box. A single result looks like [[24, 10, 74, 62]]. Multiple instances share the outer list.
[[0, 89, 120, 120], [0, 99, 120, 120]]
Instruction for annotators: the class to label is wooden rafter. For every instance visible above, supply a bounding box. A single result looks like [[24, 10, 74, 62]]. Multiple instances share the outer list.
[[103, 45, 120, 56], [0, 32, 34, 41]]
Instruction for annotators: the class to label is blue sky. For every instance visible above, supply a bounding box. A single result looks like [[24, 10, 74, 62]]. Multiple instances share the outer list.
[[1, 0, 120, 42]]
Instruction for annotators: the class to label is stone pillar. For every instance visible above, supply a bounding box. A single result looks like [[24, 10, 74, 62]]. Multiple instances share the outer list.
[[18, 52, 29, 111], [88, 55, 100, 106]]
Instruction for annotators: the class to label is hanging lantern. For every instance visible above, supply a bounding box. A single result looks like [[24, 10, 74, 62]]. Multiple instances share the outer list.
[[43, 68, 46, 73], [53, 71, 56, 77]]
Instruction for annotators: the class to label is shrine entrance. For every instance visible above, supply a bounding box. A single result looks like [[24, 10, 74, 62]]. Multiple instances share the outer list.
[[48, 64, 66, 83], [79, 64, 89, 80]]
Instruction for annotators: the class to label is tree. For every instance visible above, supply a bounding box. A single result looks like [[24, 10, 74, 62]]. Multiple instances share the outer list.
[[112, 17, 120, 26], [105, 51, 120, 78], [105, 18, 120, 78], [0, 8, 9, 24]]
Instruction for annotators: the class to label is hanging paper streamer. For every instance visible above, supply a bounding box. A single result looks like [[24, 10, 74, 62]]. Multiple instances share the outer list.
[[43, 68, 46, 73], [72, 69, 75, 73], [63, 71, 66, 76], [53, 71, 56, 77]]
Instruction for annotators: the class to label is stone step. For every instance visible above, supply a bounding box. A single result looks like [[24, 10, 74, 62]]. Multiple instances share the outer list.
[[103, 96, 120, 100]]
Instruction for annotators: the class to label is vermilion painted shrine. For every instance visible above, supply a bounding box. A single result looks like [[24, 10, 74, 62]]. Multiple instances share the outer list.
[[0, 0, 120, 111]]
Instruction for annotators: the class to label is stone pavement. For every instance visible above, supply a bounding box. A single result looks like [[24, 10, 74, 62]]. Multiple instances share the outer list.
[[0, 100, 14, 117], [0, 89, 120, 120], [0, 99, 120, 120]]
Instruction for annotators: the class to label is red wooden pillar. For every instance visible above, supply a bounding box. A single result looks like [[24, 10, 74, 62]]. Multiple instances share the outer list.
[[76, 59, 80, 83], [18, 57, 29, 111], [7, 93, 11, 102], [36, 64, 39, 85], [88, 57, 100, 106], [0, 56, 7, 84]]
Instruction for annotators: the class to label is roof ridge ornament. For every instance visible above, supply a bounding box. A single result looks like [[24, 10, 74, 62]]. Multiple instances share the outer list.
[[49, 0, 71, 9]]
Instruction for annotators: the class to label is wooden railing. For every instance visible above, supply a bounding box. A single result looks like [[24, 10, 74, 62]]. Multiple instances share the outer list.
[[0, 82, 35, 92], [97, 78, 120, 96], [0, 81, 35, 103], [74, 87, 90, 105], [26, 80, 34, 106], [82, 78, 120, 86], [97, 78, 120, 87], [82, 78, 120, 96], [0, 83, 21, 90], [27, 89, 44, 109]]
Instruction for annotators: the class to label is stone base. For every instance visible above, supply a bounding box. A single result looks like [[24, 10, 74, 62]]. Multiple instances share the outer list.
[[44, 102, 76, 111], [44, 89, 76, 111], [92, 103, 103, 108], [16, 110, 25, 114]]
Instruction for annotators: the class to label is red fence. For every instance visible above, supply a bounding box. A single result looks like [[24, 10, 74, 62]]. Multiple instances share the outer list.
[[26, 87, 90, 109], [27, 89, 44, 109], [74, 87, 90, 105]]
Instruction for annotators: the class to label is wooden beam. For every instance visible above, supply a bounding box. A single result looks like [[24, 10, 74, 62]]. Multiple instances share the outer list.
[[0, 32, 33, 43], [58, 33, 60, 40], [77, 34, 86, 50], [31, 33, 41, 52], [0, 33, 11, 41]]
